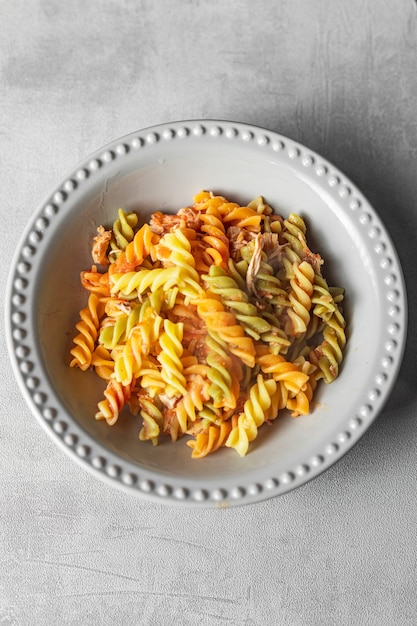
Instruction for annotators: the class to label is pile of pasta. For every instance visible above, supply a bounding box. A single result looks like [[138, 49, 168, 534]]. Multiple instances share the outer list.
[[70, 191, 346, 458]]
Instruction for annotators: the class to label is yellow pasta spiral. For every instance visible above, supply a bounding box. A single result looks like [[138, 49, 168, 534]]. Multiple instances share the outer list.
[[91, 345, 114, 380], [247, 195, 274, 216], [285, 260, 315, 337], [137, 355, 165, 397], [156, 229, 204, 300], [110, 266, 181, 298], [157, 319, 187, 397], [226, 374, 277, 457], [113, 332, 143, 387]]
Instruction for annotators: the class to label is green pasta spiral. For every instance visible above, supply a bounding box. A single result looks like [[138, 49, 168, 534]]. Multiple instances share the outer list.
[[205, 333, 235, 408], [109, 209, 139, 260], [282, 213, 307, 258], [138, 396, 163, 445], [311, 308, 346, 383], [99, 303, 142, 349]]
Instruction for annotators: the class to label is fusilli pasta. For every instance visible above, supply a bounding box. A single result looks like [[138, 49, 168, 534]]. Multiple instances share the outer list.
[[69, 191, 347, 457]]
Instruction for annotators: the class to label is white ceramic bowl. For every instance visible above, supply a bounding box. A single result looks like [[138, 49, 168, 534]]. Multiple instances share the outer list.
[[6, 120, 407, 507]]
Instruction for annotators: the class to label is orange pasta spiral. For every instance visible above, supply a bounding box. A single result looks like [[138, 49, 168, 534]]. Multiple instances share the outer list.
[[199, 208, 230, 268], [187, 420, 235, 459], [70, 294, 105, 370], [95, 378, 135, 425], [80, 266, 111, 297], [194, 293, 256, 368], [112, 223, 159, 273]]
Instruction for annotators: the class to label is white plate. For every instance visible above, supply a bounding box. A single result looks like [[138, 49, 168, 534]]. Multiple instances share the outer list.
[[5, 120, 407, 507]]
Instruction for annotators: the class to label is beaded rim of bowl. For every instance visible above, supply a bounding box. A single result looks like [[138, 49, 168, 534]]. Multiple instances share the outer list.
[[5, 120, 407, 507]]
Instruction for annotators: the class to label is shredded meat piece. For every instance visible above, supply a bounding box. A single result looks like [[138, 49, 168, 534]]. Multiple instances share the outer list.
[[246, 232, 292, 294], [301, 241, 323, 274], [149, 212, 176, 235], [92, 226, 112, 265], [246, 233, 264, 296], [234, 395, 246, 415], [177, 206, 202, 230], [150, 206, 201, 235], [159, 394, 177, 410], [187, 338, 210, 360], [261, 232, 289, 272], [186, 419, 206, 436], [104, 299, 134, 317], [227, 226, 256, 260]]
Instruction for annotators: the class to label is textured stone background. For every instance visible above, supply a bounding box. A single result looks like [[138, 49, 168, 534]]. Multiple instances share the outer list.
[[1, 1, 417, 624]]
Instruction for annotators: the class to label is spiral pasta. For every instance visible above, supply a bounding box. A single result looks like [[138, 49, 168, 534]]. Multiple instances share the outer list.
[[111, 267, 181, 298], [310, 309, 346, 383], [95, 378, 135, 425], [225, 374, 278, 457], [112, 223, 159, 273], [138, 395, 163, 445], [202, 265, 271, 341], [80, 266, 111, 297], [91, 345, 114, 380], [69, 191, 347, 457], [137, 355, 166, 397], [199, 207, 229, 268], [157, 319, 187, 398], [195, 293, 256, 367], [154, 228, 204, 300], [285, 260, 315, 337], [70, 294, 105, 370], [187, 420, 235, 459], [204, 333, 240, 410], [109, 209, 139, 260]]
